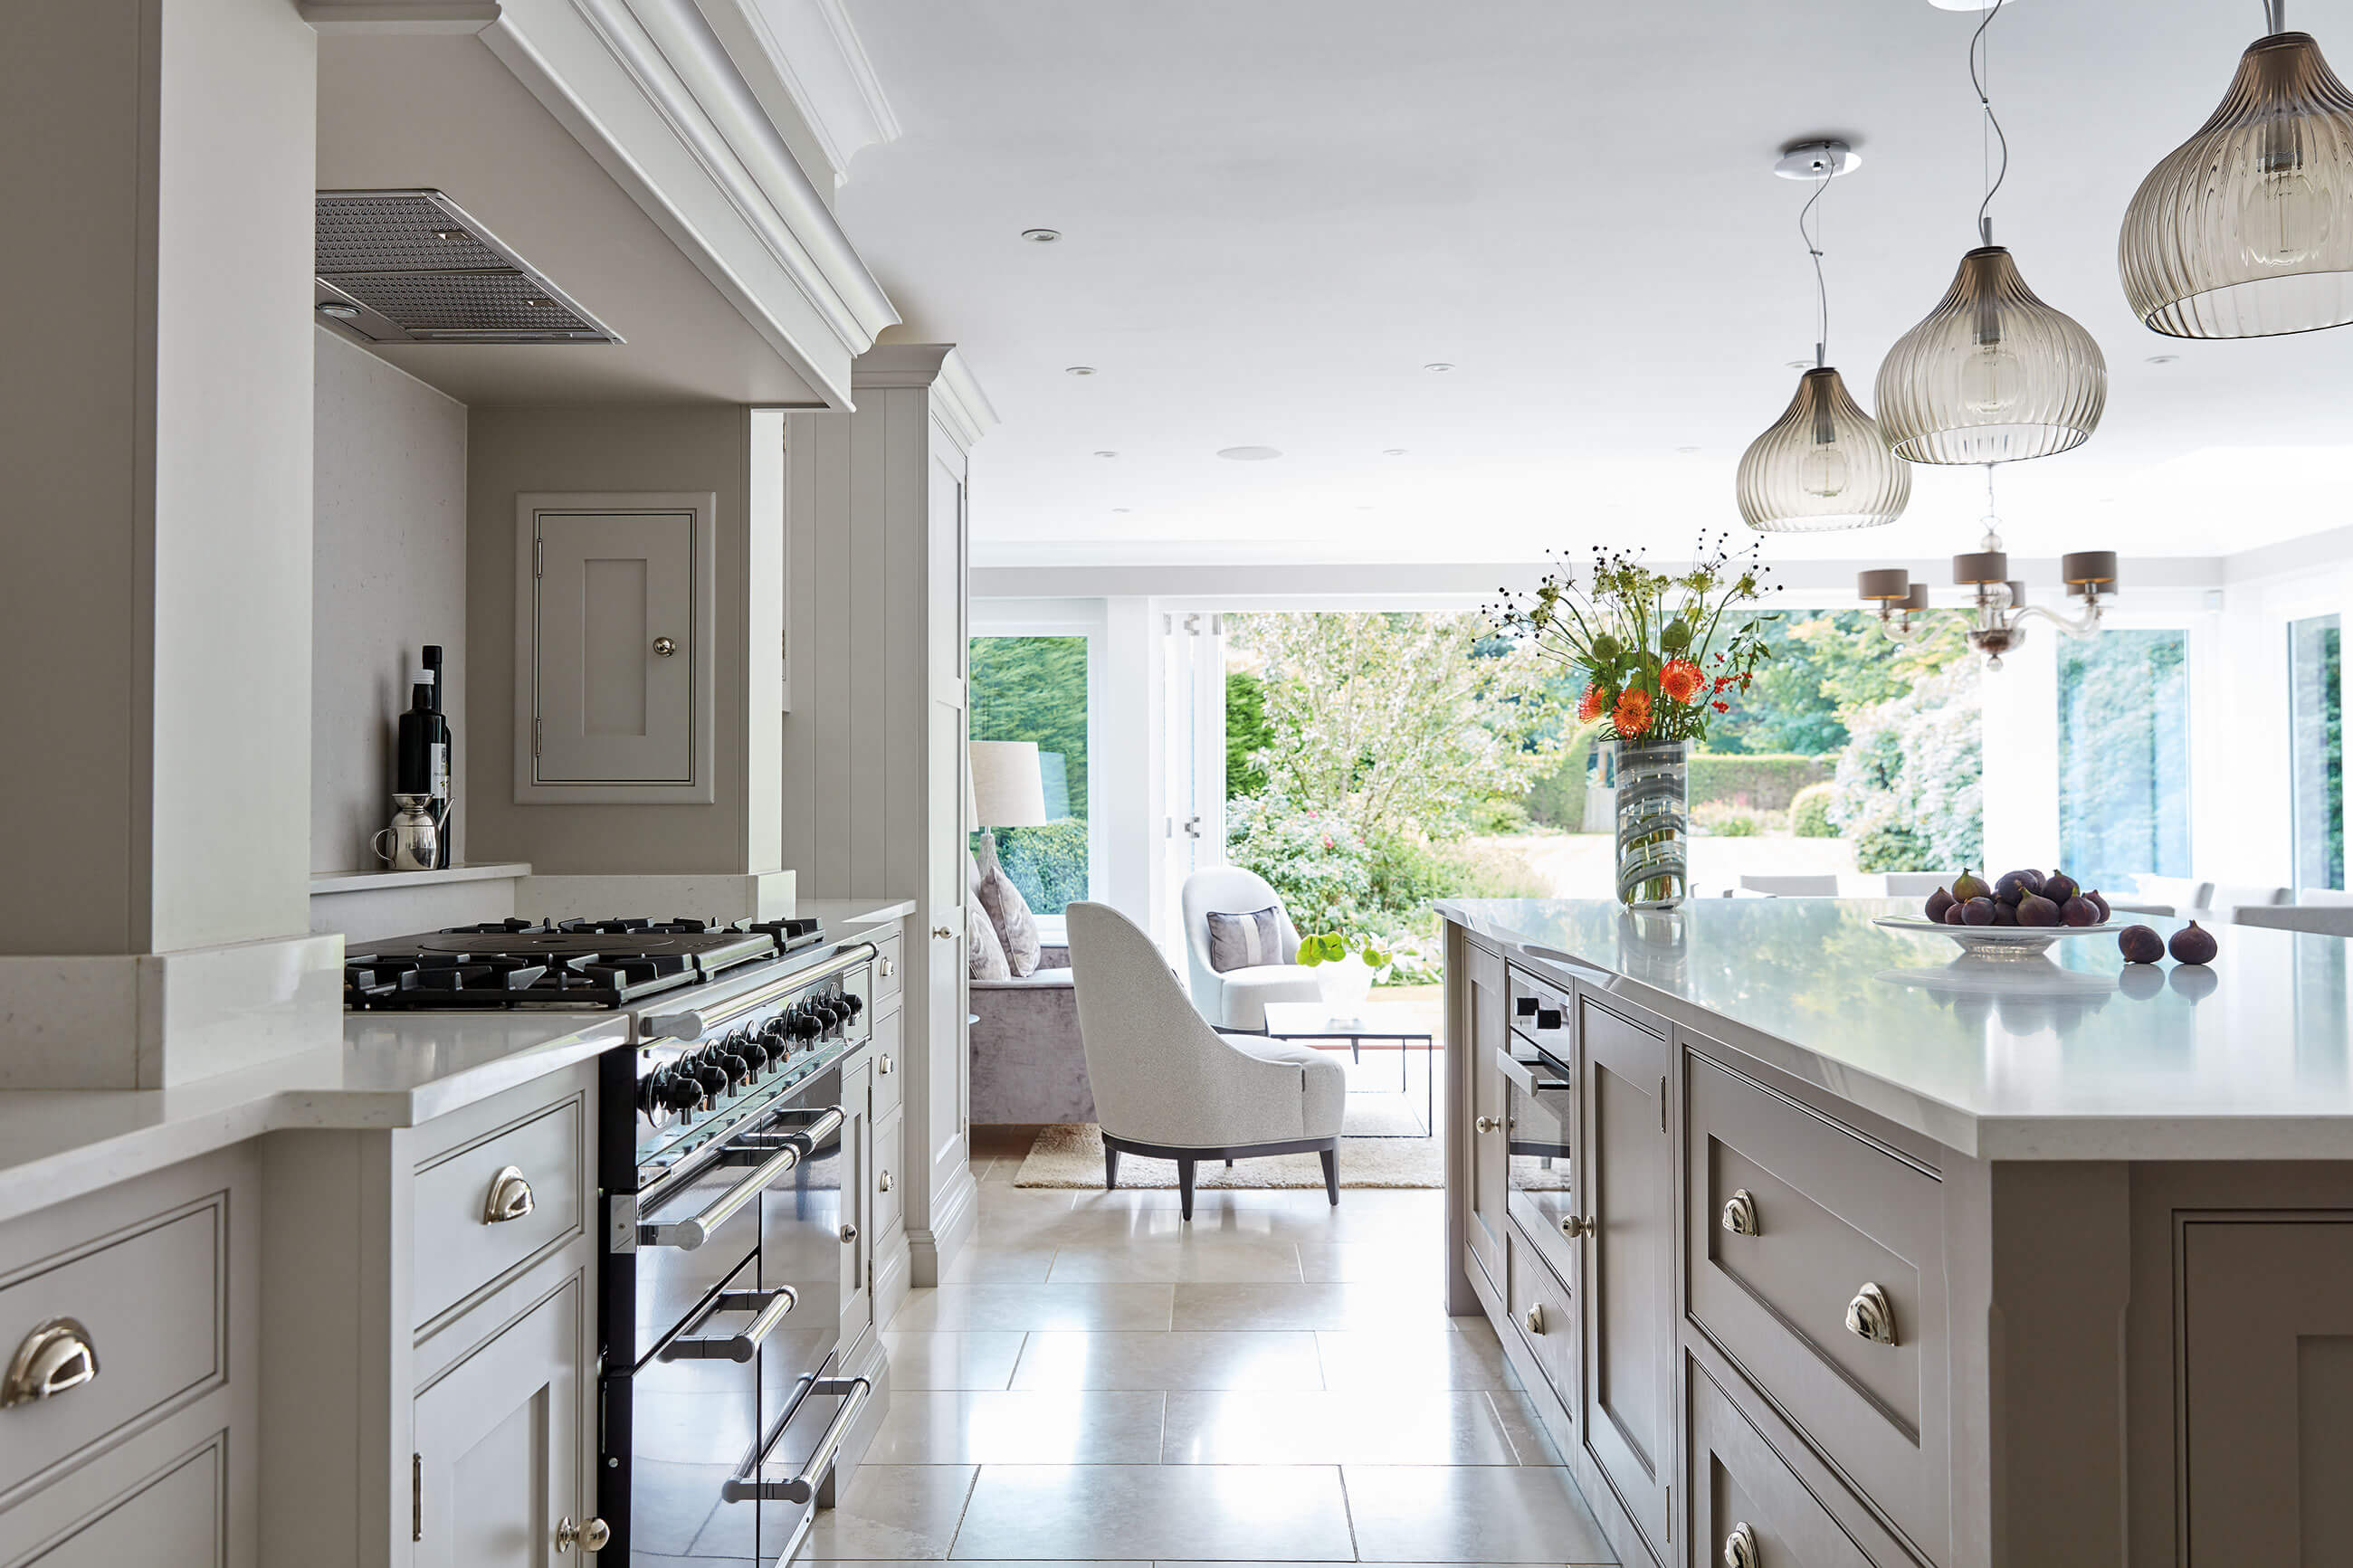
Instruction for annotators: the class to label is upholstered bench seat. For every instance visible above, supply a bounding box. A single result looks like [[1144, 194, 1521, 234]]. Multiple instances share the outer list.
[[970, 944, 1095, 1125]]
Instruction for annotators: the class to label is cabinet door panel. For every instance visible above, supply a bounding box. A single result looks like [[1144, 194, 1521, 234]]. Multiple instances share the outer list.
[[1578, 998, 1672, 1561], [414, 1278, 586, 1568], [2181, 1218, 2353, 1564], [1462, 943, 1509, 1285], [22, 1437, 222, 1567], [534, 511, 694, 784]]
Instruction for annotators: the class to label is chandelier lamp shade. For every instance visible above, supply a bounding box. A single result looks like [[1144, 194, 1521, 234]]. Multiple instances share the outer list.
[[2120, 5, 2353, 338], [1738, 138, 1910, 533], [1874, 0, 2105, 468]]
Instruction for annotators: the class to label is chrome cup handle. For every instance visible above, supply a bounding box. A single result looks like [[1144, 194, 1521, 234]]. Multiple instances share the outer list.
[[482, 1165, 534, 1224], [1722, 1520, 1760, 1568], [1845, 1281, 1898, 1345], [4, 1318, 99, 1408]]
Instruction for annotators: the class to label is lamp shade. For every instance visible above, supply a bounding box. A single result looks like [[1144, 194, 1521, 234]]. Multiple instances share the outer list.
[[1858, 567, 1912, 602], [1874, 246, 2108, 465], [2062, 550, 2120, 590], [1737, 367, 1910, 532], [968, 740, 1050, 828], [2121, 32, 2353, 338], [1954, 550, 2011, 585]]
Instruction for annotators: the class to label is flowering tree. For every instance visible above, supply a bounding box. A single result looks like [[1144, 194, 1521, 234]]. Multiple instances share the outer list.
[[1828, 662, 1984, 871]]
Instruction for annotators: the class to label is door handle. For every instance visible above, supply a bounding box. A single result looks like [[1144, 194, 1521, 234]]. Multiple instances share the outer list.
[[933, 925, 954, 939], [1560, 1214, 1596, 1240]]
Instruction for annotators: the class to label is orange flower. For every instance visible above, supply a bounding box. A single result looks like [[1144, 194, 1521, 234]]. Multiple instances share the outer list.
[[1612, 688, 1653, 739], [1577, 683, 1610, 724], [1660, 658, 1703, 705]]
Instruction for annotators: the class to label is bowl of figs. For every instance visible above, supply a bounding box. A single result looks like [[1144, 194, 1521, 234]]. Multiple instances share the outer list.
[[1872, 869, 2120, 960]]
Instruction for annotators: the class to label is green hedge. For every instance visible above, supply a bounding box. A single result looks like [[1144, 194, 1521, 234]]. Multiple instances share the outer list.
[[1688, 753, 1828, 813], [1790, 781, 1840, 839], [1525, 719, 1608, 830], [986, 820, 1089, 915]]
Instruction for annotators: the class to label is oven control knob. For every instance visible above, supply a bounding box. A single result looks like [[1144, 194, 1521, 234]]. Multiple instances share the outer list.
[[788, 1007, 823, 1041], [635, 1073, 666, 1117], [714, 1047, 754, 1088], [690, 1059, 729, 1098], [657, 1069, 703, 1113], [843, 993, 864, 1018], [756, 1021, 792, 1064], [819, 997, 848, 1027]]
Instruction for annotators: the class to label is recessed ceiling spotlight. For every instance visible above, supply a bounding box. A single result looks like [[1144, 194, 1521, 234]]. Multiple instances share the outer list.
[[2146, 354, 2180, 365], [1675, 445, 1703, 454], [1356, 505, 1376, 512], [1093, 450, 1119, 458], [316, 301, 361, 320], [1383, 448, 1408, 456], [1423, 362, 1456, 373], [1065, 366, 1097, 376], [1216, 446, 1282, 461], [1022, 228, 1063, 243], [1786, 359, 1812, 370], [1112, 507, 1132, 513]]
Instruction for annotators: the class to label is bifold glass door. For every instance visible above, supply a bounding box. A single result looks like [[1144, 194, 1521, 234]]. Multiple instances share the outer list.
[[1161, 613, 1227, 944], [2291, 613, 2344, 893]]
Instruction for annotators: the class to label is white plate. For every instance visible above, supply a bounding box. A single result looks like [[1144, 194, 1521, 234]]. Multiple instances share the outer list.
[[1872, 913, 2124, 961]]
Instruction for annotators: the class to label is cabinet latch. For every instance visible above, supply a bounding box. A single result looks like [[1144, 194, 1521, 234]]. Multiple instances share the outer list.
[[412, 1452, 423, 1542]]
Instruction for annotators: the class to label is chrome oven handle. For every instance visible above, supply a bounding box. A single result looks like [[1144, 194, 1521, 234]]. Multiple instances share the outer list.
[[642, 943, 875, 1040], [638, 1106, 847, 1250], [658, 1286, 799, 1362], [721, 1377, 873, 1505]]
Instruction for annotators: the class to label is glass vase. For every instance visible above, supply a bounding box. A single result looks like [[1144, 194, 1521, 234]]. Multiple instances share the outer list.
[[1611, 738, 1689, 910]]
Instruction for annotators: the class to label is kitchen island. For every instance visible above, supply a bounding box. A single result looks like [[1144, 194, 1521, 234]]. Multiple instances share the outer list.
[[1441, 897, 2353, 1568]]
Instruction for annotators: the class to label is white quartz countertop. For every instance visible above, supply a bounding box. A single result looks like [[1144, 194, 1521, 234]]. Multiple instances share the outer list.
[[1440, 897, 2353, 1161], [0, 1012, 629, 1213], [795, 897, 918, 930]]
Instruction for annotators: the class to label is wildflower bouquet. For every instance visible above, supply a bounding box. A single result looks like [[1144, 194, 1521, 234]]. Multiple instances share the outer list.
[[1489, 533, 1781, 746]]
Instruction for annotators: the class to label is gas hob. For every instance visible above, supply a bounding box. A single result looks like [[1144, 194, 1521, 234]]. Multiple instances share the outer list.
[[343, 916, 825, 1010]]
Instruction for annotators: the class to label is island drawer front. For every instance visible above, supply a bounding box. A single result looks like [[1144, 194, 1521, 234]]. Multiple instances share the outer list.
[[1686, 1051, 1947, 1563], [870, 1009, 904, 1124], [873, 1107, 905, 1238], [1691, 1360, 1913, 1568], [1507, 1230, 1577, 1414], [1506, 966, 1575, 1056], [872, 932, 904, 1005], [412, 1095, 586, 1330], [0, 1196, 224, 1500]]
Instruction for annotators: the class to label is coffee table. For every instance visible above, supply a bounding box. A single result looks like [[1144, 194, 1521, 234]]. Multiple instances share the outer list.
[[1259, 1001, 1435, 1138]]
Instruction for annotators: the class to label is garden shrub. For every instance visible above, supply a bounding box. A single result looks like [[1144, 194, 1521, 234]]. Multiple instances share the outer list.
[[1691, 801, 1768, 837], [1686, 754, 1828, 813], [1789, 782, 1840, 839], [1828, 664, 1983, 871], [990, 820, 1091, 915]]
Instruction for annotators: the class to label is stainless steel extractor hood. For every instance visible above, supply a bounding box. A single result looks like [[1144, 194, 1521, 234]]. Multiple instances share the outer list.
[[314, 189, 621, 345]]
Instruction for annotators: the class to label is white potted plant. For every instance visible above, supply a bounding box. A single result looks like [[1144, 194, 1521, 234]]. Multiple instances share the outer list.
[[1297, 929, 1390, 1019]]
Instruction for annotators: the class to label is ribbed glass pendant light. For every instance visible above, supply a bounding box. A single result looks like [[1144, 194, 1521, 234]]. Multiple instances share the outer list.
[[1873, 0, 2106, 466], [2120, 1, 2353, 338], [1738, 142, 1910, 532]]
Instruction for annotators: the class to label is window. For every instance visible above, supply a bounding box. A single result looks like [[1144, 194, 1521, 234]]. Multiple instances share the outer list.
[[2291, 613, 2343, 891], [968, 635, 1090, 915], [2057, 629, 2190, 889]]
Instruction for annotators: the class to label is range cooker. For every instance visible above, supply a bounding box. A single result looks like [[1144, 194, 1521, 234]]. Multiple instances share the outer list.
[[340, 916, 877, 1565]]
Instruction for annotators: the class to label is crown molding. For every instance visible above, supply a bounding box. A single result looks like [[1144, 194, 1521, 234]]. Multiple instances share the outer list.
[[697, 0, 900, 190], [481, 0, 900, 408], [853, 344, 1000, 451]]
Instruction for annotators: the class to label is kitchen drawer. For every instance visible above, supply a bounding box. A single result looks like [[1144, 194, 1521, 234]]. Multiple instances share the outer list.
[[1686, 1050, 1947, 1562], [1690, 1360, 1905, 1568], [870, 1007, 903, 1124], [0, 1197, 224, 1498], [1506, 965, 1574, 1057], [1506, 1230, 1577, 1415], [872, 933, 903, 1006], [412, 1096, 586, 1329], [873, 1107, 905, 1238]]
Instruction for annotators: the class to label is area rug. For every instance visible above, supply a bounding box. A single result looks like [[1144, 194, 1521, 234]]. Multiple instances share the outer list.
[[1013, 1121, 1444, 1190]]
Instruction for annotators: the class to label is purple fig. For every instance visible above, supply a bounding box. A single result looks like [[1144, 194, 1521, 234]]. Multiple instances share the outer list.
[[2016, 892, 2062, 927], [2061, 894, 2101, 927], [1992, 900, 2021, 926], [2086, 889, 2111, 923], [1951, 868, 1992, 903], [1943, 902, 1969, 926], [2119, 925, 2166, 964], [2043, 870, 2082, 906], [1961, 897, 1997, 926], [1995, 869, 2044, 906], [2169, 921, 2218, 965], [1924, 887, 1956, 923]]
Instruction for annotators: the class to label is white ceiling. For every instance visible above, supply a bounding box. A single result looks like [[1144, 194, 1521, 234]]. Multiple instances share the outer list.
[[835, 0, 2353, 566]]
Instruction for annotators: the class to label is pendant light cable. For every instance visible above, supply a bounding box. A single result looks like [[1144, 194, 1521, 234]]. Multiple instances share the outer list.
[[2265, 0, 2287, 36], [1972, 0, 2010, 246], [1800, 164, 1831, 367]]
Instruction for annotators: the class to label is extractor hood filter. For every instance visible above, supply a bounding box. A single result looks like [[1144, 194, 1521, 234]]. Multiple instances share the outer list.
[[314, 189, 621, 345]]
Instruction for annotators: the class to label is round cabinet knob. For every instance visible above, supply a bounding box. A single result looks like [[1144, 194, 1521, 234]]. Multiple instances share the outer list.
[[3, 1318, 98, 1407], [840, 1222, 860, 1245], [482, 1165, 535, 1224], [1474, 1116, 1500, 1134], [1845, 1280, 1898, 1346], [879, 1054, 893, 1076], [880, 955, 896, 978], [1560, 1214, 1596, 1240], [1523, 1303, 1547, 1336], [879, 1170, 893, 1193], [556, 1515, 611, 1553], [932, 925, 954, 939], [1722, 1520, 1760, 1568], [652, 636, 677, 658], [1720, 1189, 1760, 1237]]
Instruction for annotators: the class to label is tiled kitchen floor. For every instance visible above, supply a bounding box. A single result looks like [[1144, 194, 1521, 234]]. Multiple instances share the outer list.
[[804, 1155, 1618, 1566]]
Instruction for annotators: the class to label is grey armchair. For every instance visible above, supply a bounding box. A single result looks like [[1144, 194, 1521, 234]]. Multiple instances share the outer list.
[[1066, 901, 1346, 1219], [1179, 866, 1323, 1030]]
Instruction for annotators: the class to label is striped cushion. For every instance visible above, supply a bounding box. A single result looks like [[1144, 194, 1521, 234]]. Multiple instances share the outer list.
[[1205, 906, 1285, 973]]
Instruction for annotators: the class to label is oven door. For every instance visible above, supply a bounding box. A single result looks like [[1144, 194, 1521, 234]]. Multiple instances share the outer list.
[[1504, 1043, 1577, 1265]]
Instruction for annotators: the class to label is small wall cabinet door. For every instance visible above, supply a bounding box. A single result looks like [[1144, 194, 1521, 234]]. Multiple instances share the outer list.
[[1577, 999, 1673, 1563], [1462, 941, 1510, 1286], [413, 1277, 588, 1566], [2179, 1217, 2353, 1563], [515, 493, 716, 803]]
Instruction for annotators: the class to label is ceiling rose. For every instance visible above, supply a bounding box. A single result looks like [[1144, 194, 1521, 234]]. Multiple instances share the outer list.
[[2120, 6, 2353, 338]]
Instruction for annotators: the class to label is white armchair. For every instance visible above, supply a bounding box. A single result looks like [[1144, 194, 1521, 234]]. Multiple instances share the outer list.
[[1179, 867, 1324, 1030], [1067, 901, 1346, 1218]]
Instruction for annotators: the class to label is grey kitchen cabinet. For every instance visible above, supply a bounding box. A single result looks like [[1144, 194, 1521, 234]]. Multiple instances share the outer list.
[[839, 1056, 873, 1346], [513, 492, 717, 803], [1462, 939, 1511, 1288], [1577, 995, 1674, 1565], [15, 1438, 226, 1567], [412, 1275, 591, 1566]]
